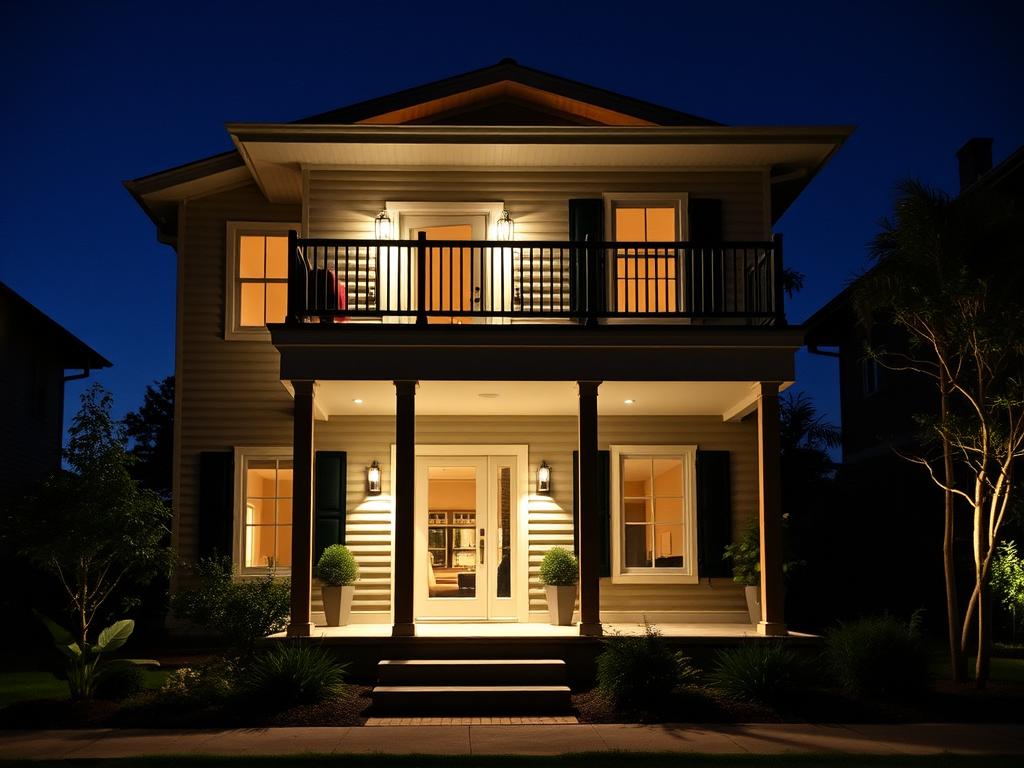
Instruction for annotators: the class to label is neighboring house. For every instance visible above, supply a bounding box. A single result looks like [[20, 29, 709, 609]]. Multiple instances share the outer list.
[[803, 139, 1024, 618], [0, 282, 111, 505], [805, 138, 1024, 465], [127, 59, 850, 638]]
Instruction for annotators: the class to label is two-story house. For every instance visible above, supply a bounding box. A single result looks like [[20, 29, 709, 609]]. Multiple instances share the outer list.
[[127, 59, 849, 640]]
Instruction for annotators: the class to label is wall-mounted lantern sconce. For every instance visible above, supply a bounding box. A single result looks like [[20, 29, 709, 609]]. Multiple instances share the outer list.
[[374, 209, 392, 240], [367, 460, 382, 495], [537, 460, 551, 494], [495, 209, 514, 241]]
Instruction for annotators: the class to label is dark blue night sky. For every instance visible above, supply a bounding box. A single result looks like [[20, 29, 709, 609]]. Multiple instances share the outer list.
[[2, 1, 1022, 433]]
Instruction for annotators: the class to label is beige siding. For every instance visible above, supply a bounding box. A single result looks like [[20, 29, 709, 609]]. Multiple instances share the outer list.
[[309, 415, 755, 617]]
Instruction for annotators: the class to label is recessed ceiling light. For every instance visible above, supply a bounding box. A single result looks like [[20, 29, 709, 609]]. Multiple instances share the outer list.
[[478, 393, 499, 399], [353, 399, 364, 405], [624, 399, 636, 405]]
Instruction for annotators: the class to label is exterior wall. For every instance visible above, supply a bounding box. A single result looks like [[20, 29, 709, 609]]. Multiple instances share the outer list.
[[305, 168, 769, 241], [0, 299, 66, 501], [174, 183, 300, 569], [313, 414, 754, 621]]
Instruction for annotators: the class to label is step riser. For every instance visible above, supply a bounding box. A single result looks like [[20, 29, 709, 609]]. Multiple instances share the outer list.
[[372, 690, 571, 716], [377, 663, 566, 687]]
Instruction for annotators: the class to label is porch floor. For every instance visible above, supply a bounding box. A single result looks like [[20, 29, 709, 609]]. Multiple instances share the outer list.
[[273, 622, 815, 639]]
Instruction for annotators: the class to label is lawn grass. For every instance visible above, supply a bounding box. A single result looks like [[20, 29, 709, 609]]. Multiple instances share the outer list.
[[0, 669, 170, 708], [0, 754, 1020, 768], [928, 652, 1024, 684]]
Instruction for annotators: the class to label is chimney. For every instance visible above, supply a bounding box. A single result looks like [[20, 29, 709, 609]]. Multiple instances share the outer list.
[[956, 137, 993, 192]]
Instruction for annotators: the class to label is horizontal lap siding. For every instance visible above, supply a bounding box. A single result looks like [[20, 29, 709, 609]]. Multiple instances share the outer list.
[[175, 184, 300, 578], [312, 415, 755, 616]]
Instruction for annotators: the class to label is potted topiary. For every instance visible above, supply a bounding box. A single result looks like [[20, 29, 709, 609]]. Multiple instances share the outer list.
[[540, 546, 579, 626], [317, 544, 359, 626], [723, 520, 760, 625]]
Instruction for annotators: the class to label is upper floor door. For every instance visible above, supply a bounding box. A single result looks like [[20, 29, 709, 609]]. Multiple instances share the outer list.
[[404, 215, 486, 324]]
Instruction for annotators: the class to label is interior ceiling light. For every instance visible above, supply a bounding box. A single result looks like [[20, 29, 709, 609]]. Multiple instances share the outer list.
[[353, 399, 364, 404], [624, 399, 636, 405]]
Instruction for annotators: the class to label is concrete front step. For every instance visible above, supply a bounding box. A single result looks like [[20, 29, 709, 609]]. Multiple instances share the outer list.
[[377, 658, 567, 686], [371, 684, 572, 715]]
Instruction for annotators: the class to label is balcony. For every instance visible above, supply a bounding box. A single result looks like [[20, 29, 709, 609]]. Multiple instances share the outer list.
[[286, 232, 785, 327]]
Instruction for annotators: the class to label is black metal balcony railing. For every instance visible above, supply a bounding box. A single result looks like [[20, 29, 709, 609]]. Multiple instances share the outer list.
[[286, 231, 785, 326]]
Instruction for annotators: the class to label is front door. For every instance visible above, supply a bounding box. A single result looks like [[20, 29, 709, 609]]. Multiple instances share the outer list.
[[413, 454, 518, 620]]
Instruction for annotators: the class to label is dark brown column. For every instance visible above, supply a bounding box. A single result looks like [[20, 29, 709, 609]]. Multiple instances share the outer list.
[[287, 380, 316, 637], [577, 380, 602, 636], [392, 380, 418, 637], [756, 381, 786, 636]]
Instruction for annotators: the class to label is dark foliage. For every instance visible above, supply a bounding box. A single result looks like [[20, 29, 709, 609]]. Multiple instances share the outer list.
[[709, 642, 801, 708], [595, 623, 698, 710], [825, 613, 929, 699], [123, 376, 174, 501], [240, 644, 348, 710]]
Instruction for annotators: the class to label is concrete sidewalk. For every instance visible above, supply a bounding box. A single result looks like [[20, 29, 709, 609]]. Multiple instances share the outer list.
[[1, 723, 1023, 760]]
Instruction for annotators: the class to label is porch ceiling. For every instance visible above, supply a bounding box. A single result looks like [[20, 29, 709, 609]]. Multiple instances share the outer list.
[[308, 380, 780, 419]]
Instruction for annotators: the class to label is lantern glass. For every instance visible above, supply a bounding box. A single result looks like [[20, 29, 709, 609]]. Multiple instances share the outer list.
[[495, 209, 514, 241], [374, 210, 392, 240], [367, 461, 382, 495], [537, 461, 551, 493]]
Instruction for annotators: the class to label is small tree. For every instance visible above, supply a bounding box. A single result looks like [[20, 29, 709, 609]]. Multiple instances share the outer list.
[[6, 385, 171, 645], [857, 180, 1024, 686]]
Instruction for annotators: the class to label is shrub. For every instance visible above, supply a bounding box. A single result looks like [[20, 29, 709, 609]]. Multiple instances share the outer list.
[[174, 557, 290, 654], [240, 644, 348, 710], [317, 544, 359, 586], [539, 547, 578, 586], [94, 664, 145, 700], [992, 540, 1024, 639], [723, 520, 760, 586], [709, 642, 800, 708], [595, 623, 698, 710], [824, 613, 927, 699], [160, 658, 236, 705]]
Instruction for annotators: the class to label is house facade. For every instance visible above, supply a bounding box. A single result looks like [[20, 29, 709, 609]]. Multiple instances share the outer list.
[[128, 60, 849, 638]]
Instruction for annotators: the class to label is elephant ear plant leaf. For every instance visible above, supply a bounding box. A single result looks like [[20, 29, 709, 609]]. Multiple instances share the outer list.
[[35, 612, 158, 700]]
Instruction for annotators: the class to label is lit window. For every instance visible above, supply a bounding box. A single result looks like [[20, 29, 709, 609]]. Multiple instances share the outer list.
[[226, 222, 298, 339], [611, 445, 697, 583], [243, 457, 293, 569], [613, 205, 679, 313]]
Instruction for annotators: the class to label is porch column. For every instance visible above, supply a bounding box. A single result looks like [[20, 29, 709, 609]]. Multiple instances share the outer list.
[[392, 380, 418, 637], [287, 379, 316, 637], [756, 381, 786, 636], [577, 380, 603, 636]]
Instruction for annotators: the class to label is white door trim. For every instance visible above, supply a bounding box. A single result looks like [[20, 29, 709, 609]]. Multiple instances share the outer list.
[[390, 443, 530, 622]]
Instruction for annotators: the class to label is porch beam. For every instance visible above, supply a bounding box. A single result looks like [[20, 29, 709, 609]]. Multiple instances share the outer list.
[[287, 379, 316, 637], [392, 380, 418, 637], [756, 381, 786, 636], [577, 380, 602, 636]]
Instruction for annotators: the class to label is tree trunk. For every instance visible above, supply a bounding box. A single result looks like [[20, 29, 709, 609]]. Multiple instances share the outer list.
[[975, 578, 992, 689], [939, 376, 966, 682]]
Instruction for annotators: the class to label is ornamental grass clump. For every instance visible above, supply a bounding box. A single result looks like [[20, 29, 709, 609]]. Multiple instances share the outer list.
[[596, 622, 698, 711], [825, 613, 928, 699], [240, 643, 349, 710], [539, 547, 578, 586], [317, 544, 360, 586], [709, 642, 801, 708]]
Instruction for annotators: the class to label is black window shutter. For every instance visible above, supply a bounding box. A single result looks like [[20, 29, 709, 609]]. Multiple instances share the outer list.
[[313, 451, 347, 566], [572, 449, 611, 577], [696, 450, 732, 578], [568, 199, 605, 314], [198, 451, 234, 561], [687, 198, 724, 313]]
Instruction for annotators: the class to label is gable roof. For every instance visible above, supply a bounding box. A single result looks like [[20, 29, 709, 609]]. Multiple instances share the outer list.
[[0, 282, 112, 370], [295, 58, 721, 127]]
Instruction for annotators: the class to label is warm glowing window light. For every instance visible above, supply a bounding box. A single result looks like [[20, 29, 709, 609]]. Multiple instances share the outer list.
[[244, 458, 293, 568], [239, 234, 289, 326], [614, 207, 678, 314]]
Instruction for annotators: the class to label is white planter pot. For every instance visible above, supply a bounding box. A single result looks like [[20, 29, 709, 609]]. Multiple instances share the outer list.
[[744, 585, 761, 626], [545, 584, 577, 626], [322, 584, 355, 627]]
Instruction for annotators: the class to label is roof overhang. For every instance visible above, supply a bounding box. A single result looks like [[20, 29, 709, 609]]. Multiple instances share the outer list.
[[228, 124, 852, 222]]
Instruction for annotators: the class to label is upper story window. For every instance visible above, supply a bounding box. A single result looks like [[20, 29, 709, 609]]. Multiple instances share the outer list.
[[861, 356, 883, 398], [610, 444, 698, 584], [606, 196, 686, 314], [225, 222, 298, 340], [234, 448, 293, 571]]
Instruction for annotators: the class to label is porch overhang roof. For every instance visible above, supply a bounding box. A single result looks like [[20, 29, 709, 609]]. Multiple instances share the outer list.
[[227, 124, 850, 224], [268, 324, 804, 384]]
